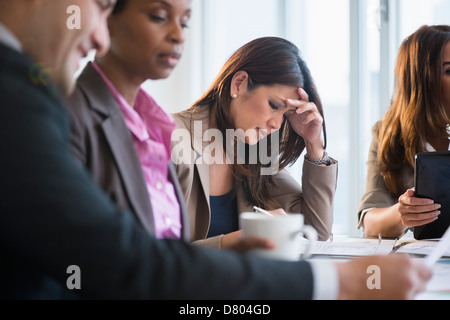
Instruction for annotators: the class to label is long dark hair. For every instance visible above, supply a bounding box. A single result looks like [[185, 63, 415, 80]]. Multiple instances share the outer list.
[[378, 25, 450, 197], [112, 0, 128, 14], [191, 37, 326, 209]]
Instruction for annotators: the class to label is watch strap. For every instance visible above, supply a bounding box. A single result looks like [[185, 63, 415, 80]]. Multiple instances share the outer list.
[[305, 151, 331, 166]]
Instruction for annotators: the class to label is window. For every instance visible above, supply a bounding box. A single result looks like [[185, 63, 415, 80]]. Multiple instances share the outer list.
[[398, 0, 450, 40], [284, 0, 352, 235]]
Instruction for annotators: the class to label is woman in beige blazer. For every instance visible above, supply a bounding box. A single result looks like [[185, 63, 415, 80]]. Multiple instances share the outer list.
[[172, 37, 338, 249]]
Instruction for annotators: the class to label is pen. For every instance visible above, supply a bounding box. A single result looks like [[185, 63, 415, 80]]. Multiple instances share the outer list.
[[253, 206, 274, 217]]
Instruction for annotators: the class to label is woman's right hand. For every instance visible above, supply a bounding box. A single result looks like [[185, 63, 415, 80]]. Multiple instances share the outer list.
[[398, 189, 441, 228]]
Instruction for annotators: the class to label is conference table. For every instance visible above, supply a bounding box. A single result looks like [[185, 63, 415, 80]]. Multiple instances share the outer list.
[[303, 231, 450, 300]]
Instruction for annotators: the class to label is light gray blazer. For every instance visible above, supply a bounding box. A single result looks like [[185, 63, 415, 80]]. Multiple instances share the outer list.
[[65, 62, 190, 241], [172, 105, 338, 247]]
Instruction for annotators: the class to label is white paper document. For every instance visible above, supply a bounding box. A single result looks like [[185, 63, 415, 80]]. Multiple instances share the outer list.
[[424, 227, 450, 267], [415, 261, 450, 300], [396, 240, 450, 257], [299, 230, 450, 262], [300, 237, 394, 257]]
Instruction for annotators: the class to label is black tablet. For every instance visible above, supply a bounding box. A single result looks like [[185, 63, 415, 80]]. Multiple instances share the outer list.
[[414, 151, 450, 240]]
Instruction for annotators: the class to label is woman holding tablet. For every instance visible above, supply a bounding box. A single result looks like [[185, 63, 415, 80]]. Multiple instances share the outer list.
[[358, 25, 450, 238]]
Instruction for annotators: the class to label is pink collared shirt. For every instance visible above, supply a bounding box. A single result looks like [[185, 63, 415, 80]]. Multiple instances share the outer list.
[[92, 63, 181, 239]]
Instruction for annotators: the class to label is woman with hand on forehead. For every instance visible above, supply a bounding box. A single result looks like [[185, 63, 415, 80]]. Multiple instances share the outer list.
[[172, 37, 338, 249]]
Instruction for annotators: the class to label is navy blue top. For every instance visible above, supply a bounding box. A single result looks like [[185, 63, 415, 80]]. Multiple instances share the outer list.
[[208, 190, 239, 238]]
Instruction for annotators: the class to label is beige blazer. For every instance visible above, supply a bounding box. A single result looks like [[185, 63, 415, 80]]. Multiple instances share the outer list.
[[171, 105, 338, 247], [358, 122, 414, 225]]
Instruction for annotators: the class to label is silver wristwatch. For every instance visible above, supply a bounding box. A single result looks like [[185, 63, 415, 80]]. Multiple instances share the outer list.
[[305, 151, 331, 166]]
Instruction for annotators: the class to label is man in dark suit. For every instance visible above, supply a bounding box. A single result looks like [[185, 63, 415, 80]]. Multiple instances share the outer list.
[[0, 0, 431, 300]]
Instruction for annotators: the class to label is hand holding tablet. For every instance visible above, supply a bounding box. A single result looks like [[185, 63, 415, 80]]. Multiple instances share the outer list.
[[414, 151, 450, 240]]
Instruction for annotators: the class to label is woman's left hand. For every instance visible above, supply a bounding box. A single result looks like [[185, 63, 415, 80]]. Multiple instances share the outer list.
[[287, 88, 324, 158]]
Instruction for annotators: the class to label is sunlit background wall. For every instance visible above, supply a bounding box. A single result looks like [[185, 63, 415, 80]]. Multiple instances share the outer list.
[[81, 0, 450, 236]]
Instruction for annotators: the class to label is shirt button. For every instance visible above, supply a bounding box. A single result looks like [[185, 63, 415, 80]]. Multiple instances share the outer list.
[[165, 217, 172, 226], [156, 182, 163, 190]]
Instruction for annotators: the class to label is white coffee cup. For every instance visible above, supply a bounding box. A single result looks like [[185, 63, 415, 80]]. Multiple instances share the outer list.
[[239, 212, 318, 261]]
